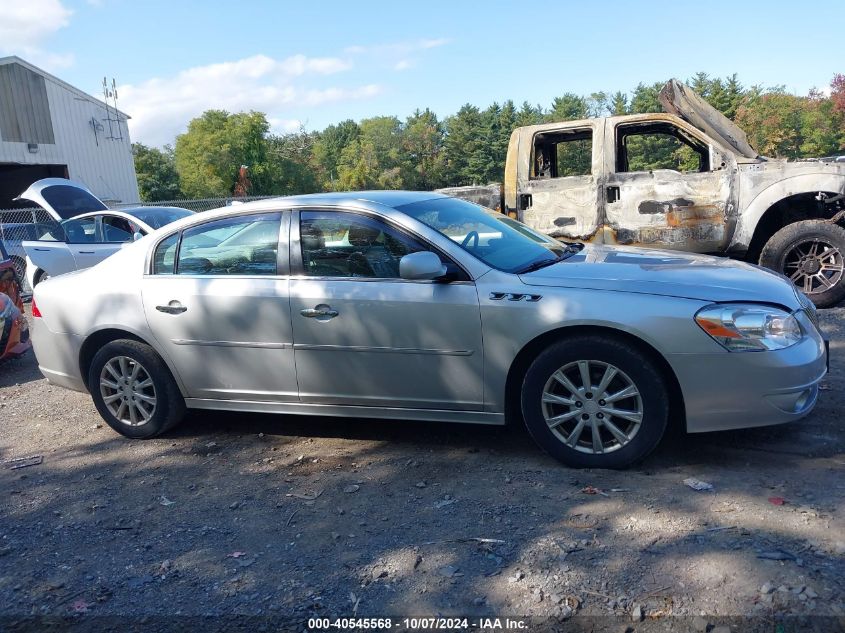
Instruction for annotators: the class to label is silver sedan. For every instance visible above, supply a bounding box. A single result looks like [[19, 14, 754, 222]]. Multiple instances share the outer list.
[[29, 192, 828, 468]]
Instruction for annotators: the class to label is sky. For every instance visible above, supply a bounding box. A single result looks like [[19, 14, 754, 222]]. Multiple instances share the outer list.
[[2, 0, 843, 147]]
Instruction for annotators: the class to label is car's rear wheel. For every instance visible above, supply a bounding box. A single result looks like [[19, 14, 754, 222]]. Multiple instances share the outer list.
[[521, 336, 669, 469], [88, 339, 185, 439], [34, 269, 49, 286], [759, 220, 845, 308]]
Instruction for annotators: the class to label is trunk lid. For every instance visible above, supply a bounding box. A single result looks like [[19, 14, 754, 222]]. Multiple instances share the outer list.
[[659, 79, 759, 160], [14, 178, 108, 222]]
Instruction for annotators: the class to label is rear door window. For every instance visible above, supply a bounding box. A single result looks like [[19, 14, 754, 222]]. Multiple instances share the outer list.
[[175, 213, 281, 275], [61, 217, 98, 243]]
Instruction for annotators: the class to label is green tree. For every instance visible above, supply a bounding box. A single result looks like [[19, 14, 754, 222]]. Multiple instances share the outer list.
[[609, 91, 628, 115], [265, 129, 321, 195], [547, 93, 588, 122], [444, 104, 488, 185], [174, 110, 271, 197], [401, 108, 448, 190], [133, 143, 181, 201], [311, 120, 361, 189], [735, 89, 805, 157]]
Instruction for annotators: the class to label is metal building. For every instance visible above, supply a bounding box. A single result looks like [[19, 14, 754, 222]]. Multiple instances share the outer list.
[[0, 56, 140, 209]]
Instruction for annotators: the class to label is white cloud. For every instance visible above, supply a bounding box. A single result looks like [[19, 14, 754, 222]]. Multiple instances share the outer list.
[[343, 38, 447, 73], [120, 54, 382, 146], [0, 0, 74, 70]]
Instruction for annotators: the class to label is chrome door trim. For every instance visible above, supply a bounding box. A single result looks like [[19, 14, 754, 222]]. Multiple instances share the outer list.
[[171, 339, 292, 349], [292, 343, 474, 356]]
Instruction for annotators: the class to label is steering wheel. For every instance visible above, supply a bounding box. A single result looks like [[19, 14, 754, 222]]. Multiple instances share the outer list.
[[461, 230, 480, 250]]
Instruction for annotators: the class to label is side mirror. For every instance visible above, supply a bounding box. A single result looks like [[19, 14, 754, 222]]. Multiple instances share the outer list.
[[399, 251, 447, 281], [133, 232, 143, 242]]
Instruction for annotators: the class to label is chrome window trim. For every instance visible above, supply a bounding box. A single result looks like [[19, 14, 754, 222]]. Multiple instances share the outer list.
[[145, 208, 290, 277]]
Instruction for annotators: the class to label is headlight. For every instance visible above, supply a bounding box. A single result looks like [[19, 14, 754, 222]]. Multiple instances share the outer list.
[[695, 303, 802, 351]]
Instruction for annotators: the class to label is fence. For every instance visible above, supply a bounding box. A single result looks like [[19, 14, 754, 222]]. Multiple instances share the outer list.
[[113, 194, 279, 213]]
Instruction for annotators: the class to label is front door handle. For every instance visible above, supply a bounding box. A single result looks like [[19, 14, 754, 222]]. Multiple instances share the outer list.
[[77, 250, 95, 254], [300, 305, 339, 319], [156, 301, 187, 315]]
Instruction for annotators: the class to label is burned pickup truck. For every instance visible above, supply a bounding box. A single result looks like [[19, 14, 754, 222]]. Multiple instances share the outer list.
[[441, 80, 845, 307]]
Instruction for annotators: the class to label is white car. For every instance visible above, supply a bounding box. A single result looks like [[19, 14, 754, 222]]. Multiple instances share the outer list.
[[19, 178, 192, 287]]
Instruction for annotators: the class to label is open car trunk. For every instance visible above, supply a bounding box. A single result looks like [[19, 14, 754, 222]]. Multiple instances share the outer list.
[[14, 178, 108, 222], [659, 79, 759, 160]]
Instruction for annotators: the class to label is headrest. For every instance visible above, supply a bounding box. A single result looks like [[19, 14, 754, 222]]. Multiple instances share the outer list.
[[301, 224, 325, 251], [348, 224, 380, 248]]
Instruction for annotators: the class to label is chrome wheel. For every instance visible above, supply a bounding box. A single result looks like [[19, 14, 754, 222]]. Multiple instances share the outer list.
[[782, 239, 844, 296], [541, 360, 643, 454], [99, 356, 157, 426]]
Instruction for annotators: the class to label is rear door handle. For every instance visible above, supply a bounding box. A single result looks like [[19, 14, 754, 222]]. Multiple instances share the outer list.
[[156, 301, 187, 315], [77, 250, 95, 254], [300, 305, 339, 319]]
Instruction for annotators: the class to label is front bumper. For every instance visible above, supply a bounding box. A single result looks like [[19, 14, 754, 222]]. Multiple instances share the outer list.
[[30, 315, 86, 392], [669, 313, 827, 433]]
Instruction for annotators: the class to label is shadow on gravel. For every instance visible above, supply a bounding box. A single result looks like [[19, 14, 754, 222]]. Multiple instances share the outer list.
[[0, 351, 41, 388]]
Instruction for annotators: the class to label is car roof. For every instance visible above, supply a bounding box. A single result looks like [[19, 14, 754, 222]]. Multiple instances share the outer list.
[[234, 190, 446, 210]]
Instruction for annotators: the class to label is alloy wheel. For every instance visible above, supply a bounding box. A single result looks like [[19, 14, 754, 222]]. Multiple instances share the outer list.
[[541, 360, 643, 454], [99, 356, 157, 426], [782, 239, 844, 296]]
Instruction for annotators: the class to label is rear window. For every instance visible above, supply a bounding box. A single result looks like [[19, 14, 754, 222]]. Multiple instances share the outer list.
[[40, 185, 107, 218], [130, 207, 193, 229]]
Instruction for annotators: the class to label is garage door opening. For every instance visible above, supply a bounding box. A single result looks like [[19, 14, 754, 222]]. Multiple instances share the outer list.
[[0, 163, 68, 209]]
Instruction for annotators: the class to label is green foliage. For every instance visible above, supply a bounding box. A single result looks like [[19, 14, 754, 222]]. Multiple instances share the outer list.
[[161, 72, 845, 199], [133, 143, 181, 201]]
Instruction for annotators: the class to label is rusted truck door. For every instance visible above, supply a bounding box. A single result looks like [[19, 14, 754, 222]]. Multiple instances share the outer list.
[[518, 123, 603, 241], [603, 117, 737, 252]]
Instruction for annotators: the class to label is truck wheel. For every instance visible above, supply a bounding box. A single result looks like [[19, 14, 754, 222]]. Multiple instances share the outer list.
[[760, 220, 845, 308], [520, 336, 669, 469]]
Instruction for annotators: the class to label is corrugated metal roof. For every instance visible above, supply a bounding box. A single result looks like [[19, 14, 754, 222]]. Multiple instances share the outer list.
[[0, 56, 130, 119]]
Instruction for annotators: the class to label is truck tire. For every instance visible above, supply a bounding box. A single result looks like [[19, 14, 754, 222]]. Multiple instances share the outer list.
[[760, 220, 845, 308]]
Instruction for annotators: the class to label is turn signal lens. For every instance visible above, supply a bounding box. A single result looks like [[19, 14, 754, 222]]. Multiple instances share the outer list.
[[695, 304, 802, 352]]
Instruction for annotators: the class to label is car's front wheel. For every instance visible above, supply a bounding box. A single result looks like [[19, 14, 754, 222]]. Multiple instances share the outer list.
[[521, 335, 669, 469], [88, 339, 185, 439]]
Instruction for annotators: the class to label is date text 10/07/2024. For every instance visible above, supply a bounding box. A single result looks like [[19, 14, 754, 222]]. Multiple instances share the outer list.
[[307, 617, 529, 630]]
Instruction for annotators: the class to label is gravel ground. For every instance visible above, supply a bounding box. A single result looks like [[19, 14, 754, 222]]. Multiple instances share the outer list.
[[1, 306, 844, 632]]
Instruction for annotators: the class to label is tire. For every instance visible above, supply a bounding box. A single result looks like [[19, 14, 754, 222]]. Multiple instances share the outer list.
[[88, 339, 185, 439], [34, 269, 49, 286], [521, 335, 669, 469], [759, 220, 845, 308]]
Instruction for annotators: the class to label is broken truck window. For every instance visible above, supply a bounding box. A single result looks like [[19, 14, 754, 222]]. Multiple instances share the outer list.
[[616, 122, 709, 174], [531, 129, 592, 180]]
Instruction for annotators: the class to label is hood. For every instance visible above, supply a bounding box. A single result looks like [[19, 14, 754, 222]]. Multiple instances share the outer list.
[[14, 178, 108, 222], [520, 244, 801, 309], [659, 79, 759, 160]]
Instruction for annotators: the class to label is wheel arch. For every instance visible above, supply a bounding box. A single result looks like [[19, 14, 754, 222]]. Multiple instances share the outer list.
[[79, 327, 186, 395], [504, 324, 686, 431], [734, 173, 845, 257]]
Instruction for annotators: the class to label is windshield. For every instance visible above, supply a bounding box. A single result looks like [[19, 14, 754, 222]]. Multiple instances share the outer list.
[[396, 197, 566, 273], [128, 207, 193, 229]]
